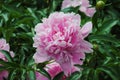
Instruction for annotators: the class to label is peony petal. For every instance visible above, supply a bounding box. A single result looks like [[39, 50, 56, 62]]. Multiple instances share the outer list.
[[35, 72, 48, 80], [59, 60, 72, 76], [81, 0, 90, 7], [33, 52, 50, 63], [81, 22, 92, 38], [72, 52, 85, 65], [80, 6, 87, 13], [80, 40, 93, 53], [86, 8, 96, 17], [46, 62, 62, 78]]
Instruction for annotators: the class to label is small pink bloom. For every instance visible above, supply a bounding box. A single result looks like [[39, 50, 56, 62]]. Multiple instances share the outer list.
[[0, 39, 14, 80], [0, 39, 10, 51], [0, 71, 8, 80], [36, 62, 78, 80], [33, 12, 93, 76], [0, 39, 14, 60], [62, 0, 82, 9], [62, 0, 96, 17]]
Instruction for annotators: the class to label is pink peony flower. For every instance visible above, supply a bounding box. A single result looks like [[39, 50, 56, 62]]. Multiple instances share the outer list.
[[33, 12, 93, 76], [35, 62, 78, 80], [0, 39, 14, 80], [0, 39, 10, 52], [61, 0, 96, 17]]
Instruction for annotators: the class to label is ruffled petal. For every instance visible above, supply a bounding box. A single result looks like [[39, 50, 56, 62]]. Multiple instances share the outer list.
[[33, 52, 50, 63], [59, 60, 72, 76], [81, 22, 92, 38], [72, 52, 85, 65]]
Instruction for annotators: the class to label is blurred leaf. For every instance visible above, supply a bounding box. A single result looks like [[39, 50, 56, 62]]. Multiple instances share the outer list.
[[92, 12, 98, 29], [48, 0, 62, 13], [0, 59, 19, 69], [0, 59, 9, 66], [80, 68, 95, 80], [15, 16, 34, 25], [21, 69, 26, 80], [8, 69, 17, 80], [26, 55, 34, 66], [28, 70, 36, 80], [61, 6, 80, 13], [67, 71, 80, 80], [98, 66, 120, 80], [0, 66, 8, 71], [93, 69, 99, 80], [27, 8, 40, 23], [2, 5, 21, 17], [98, 19, 118, 34], [19, 53, 25, 65], [89, 35, 120, 46]]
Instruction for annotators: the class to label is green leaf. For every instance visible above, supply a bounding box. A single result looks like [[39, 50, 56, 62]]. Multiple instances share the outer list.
[[53, 72, 64, 80], [98, 67, 119, 80], [61, 6, 80, 13], [28, 70, 36, 80], [8, 69, 17, 80], [67, 71, 80, 80], [0, 50, 13, 62], [19, 53, 25, 65], [37, 9, 47, 17], [5, 27, 15, 41], [93, 69, 99, 80], [26, 55, 34, 66], [2, 5, 21, 17], [0, 59, 19, 69], [15, 16, 34, 25], [49, 0, 57, 12], [21, 69, 26, 80], [92, 12, 98, 29], [1, 13, 9, 22], [0, 66, 8, 71], [0, 59, 6, 64], [0, 59, 11, 67], [98, 19, 118, 34], [80, 68, 94, 80], [89, 35, 120, 46], [48, 0, 62, 13], [27, 8, 39, 23]]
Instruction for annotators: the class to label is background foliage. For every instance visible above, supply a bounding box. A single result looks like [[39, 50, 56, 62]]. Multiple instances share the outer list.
[[0, 0, 120, 80]]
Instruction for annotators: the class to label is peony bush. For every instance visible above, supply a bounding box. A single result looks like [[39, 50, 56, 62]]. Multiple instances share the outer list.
[[0, 0, 120, 80]]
